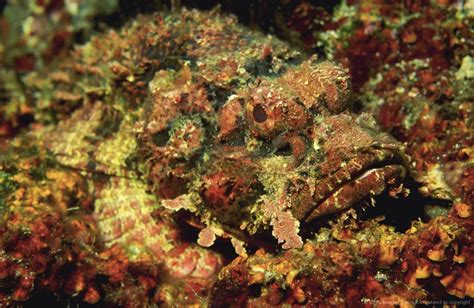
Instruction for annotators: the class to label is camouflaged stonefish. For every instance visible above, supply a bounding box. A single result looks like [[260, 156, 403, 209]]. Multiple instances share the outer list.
[[5, 9, 408, 252]]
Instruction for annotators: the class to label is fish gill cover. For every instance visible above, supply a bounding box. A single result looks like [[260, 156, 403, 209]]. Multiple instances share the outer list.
[[0, 1, 472, 306]]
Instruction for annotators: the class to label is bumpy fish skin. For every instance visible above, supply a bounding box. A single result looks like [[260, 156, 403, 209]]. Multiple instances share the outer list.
[[1, 9, 414, 305], [29, 9, 406, 250]]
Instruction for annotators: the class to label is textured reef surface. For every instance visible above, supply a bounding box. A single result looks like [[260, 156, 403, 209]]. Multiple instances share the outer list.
[[0, 1, 473, 307]]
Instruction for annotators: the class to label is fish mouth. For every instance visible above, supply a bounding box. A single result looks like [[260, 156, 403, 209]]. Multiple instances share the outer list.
[[302, 147, 407, 222]]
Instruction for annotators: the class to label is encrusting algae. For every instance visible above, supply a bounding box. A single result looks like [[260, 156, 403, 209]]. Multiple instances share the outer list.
[[0, 4, 472, 306]]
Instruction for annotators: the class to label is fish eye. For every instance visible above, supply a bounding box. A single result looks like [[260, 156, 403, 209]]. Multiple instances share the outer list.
[[252, 104, 267, 123], [151, 128, 170, 147]]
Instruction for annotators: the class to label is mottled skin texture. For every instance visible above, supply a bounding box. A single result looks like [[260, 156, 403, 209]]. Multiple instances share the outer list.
[[0, 8, 470, 306], [286, 0, 474, 208], [7, 9, 408, 250]]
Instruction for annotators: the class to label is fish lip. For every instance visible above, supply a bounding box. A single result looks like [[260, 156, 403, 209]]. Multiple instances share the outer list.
[[303, 146, 407, 222]]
